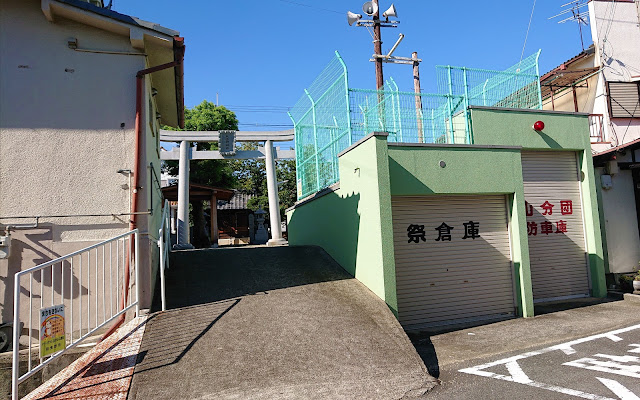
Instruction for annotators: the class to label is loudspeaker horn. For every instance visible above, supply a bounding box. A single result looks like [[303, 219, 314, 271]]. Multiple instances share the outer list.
[[347, 11, 363, 26], [362, 1, 378, 16], [382, 4, 397, 18]]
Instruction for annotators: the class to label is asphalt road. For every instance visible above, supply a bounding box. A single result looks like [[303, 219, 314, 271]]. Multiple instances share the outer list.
[[411, 299, 640, 400], [430, 324, 640, 399]]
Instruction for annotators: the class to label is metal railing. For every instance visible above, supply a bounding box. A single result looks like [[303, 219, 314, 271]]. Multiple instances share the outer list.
[[589, 114, 605, 142], [158, 200, 171, 311], [12, 229, 140, 400]]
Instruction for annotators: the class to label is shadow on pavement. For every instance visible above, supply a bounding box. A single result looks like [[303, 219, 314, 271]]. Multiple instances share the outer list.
[[133, 299, 240, 375], [152, 246, 351, 311], [533, 297, 620, 315]]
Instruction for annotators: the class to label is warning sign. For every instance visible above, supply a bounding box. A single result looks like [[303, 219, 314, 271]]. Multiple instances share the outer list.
[[40, 305, 65, 358]]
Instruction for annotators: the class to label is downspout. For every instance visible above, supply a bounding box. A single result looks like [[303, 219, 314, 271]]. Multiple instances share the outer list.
[[102, 37, 185, 341]]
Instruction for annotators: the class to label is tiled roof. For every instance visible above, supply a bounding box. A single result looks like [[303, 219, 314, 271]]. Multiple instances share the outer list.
[[55, 0, 179, 36], [217, 191, 253, 210]]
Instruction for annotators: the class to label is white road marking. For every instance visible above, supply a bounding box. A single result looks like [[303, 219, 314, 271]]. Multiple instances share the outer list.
[[628, 345, 640, 354], [505, 360, 532, 383], [551, 325, 640, 355], [596, 377, 640, 400], [563, 356, 640, 379], [458, 363, 615, 400], [459, 324, 640, 399]]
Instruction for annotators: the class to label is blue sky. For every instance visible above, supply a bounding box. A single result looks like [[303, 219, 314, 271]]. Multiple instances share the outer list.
[[115, 0, 591, 131]]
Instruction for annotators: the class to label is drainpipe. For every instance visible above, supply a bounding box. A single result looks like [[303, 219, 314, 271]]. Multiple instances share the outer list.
[[102, 37, 185, 341]]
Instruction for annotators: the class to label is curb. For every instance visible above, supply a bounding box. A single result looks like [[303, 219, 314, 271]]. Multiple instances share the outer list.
[[623, 293, 640, 303]]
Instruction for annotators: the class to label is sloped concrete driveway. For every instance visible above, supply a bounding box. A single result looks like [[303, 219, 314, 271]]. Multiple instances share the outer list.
[[127, 246, 436, 399]]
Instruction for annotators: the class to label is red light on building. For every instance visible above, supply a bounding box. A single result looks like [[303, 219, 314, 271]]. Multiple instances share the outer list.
[[533, 121, 545, 131]]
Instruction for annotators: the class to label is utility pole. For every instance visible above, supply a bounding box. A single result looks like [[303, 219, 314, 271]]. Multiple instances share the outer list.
[[412, 52, 423, 143], [372, 0, 384, 90]]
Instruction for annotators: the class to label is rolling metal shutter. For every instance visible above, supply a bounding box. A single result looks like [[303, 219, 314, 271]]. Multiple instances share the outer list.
[[607, 82, 640, 118], [392, 195, 516, 330], [521, 151, 590, 302]]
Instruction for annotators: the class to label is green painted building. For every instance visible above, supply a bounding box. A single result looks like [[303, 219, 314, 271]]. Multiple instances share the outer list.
[[286, 54, 606, 330]]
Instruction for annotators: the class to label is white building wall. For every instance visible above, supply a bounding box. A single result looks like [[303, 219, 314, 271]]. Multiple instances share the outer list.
[[0, 0, 142, 236], [589, 0, 640, 147], [0, 0, 168, 327]]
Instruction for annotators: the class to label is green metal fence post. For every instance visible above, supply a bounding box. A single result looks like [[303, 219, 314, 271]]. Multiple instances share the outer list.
[[462, 67, 471, 144], [335, 51, 353, 146], [389, 78, 403, 142], [287, 111, 302, 198], [446, 66, 455, 143], [535, 49, 543, 110], [482, 79, 489, 106], [360, 105, 368, 134], [385, 81, 398, 141], [304, 89, 321, 193], [431, 109, 435, 143]]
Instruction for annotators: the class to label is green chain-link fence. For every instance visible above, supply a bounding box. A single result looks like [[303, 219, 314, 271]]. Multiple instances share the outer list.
[[289, 50, 542, 200]]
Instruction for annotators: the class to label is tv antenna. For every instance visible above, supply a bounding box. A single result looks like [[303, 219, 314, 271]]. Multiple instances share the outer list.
[[549, 1, 590, 51]]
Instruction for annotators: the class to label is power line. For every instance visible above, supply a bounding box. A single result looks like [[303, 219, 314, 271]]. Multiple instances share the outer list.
[[518, 0, 537, 70]]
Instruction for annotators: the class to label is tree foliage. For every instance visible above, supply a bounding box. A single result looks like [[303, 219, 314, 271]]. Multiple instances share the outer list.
[[164, 100, 238, 188], [163, 100, 238, 247], [229, 143, 297, 217]]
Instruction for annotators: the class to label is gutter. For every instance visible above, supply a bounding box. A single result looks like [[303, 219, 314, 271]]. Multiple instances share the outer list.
[[102, 36, 185, 341]]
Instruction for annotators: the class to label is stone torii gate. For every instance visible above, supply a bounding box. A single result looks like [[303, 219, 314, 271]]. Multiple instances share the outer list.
[[159, 129, 295, 248]]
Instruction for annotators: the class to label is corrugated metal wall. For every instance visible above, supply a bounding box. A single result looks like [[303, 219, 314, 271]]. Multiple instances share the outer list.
[[522, 151, 590, 301], [392, 195, 515, 329]]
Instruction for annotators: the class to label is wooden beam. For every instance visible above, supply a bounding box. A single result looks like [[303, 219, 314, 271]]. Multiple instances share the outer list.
[[211, 194, 218, 246]]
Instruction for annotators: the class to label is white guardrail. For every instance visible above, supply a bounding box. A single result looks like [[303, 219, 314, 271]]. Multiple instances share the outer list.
[[158, 199, 171, 311], [12, 229, 140, 400]]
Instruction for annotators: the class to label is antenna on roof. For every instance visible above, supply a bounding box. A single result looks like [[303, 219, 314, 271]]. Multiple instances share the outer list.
[[549, 1, 590, 51]]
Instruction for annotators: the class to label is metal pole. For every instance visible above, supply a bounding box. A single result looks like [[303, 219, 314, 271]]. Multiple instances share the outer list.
[[335, 51, 353, 146], [265, 140, 285, 246], [390, 78, 403, 141], [176, 141, 191, 247], [158, 225, 166, 312], [535, 50, 543, 110], [12, 274, 20, 400], [373, 0, 384, 90], [304, 89, 321, 194], [413, 52, 424, 143], [373, 0, 386, 132], [446, 66, 455, 143], [134, 230, 140, 317], [462, 67, 471, 144]]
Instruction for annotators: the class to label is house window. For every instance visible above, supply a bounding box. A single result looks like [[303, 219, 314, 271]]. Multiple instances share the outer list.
[[607, 81, 640, 118]]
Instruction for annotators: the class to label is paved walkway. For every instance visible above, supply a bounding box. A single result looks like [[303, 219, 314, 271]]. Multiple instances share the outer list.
[[24, 316, 147, 400], [126, 245, 436, 399]]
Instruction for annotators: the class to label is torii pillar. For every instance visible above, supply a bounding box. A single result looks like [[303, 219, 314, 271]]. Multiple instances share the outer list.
[[175, 140, 194, 249], [265, 140, 286, 246]]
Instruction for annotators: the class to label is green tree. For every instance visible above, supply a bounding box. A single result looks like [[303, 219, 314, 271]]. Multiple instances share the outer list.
[[163, 100, 238, 248], [229, 143, 297, 218]]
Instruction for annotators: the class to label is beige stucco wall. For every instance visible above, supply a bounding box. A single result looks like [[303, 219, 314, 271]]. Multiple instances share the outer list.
[[597, 149, 640, 274], [0, 0, 166, 330]]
